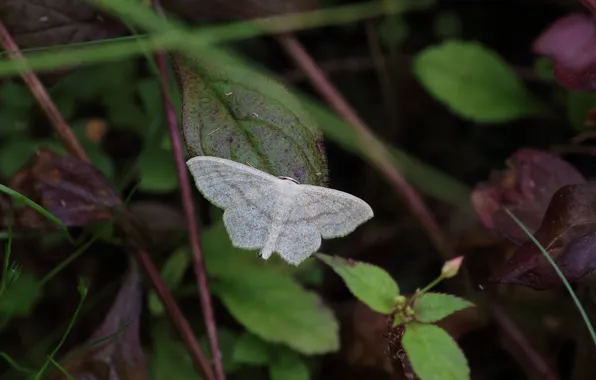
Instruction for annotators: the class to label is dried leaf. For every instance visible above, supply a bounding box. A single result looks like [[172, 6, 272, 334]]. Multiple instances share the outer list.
[[163, 0, 318, 22], [471, 148, 585, 244], [47, 256, 148, 380], [0, 0, 126, 49], [9, 149, 122, 228], [491, 183, 596, 289], [172, 51, 328, 186]]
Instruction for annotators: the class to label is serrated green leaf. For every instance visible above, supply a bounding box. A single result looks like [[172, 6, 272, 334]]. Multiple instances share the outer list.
[[173, 51, 328, 186], [148, 248, 190, 316], [403, 323, 469, 380], [233, 332, 271, 365], [269, 348, 310, 380], [0, 273, 40, 316], [211, 270, 339, 355], [414, 41, 544, 122], [317, 254, 399, 314], [413, 293, 474, 323], [137, 147, 178, 193]]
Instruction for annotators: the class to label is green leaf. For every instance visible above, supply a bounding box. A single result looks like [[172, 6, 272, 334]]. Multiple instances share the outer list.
[[0, 138, 38, 178], [172, 51, 328, 186], [137, 147, 178, 193], [211, 270, 339, 355], [148, 247, 190, 316], [317, 254, 399, 314], [0, 81, 34, 110], [233, 332, 271, 365], [269, 348, 310, 380], [0, 273, 40, 316], [413, 293, 474, 323], [413, 41, 544, 122], [566, 91, 596, 130], [150, 322, 196, 380], [402, 323, 469, 380], [199, 329, 240, 374]]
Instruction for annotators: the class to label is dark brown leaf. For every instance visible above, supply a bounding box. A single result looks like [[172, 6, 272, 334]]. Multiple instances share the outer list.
[[47, 256, 148, 380], [491, 184, 596, 290], [163, 0, 318, 22], [471, 148, 586, 244], [0, 0, 126, 49], [10, 149, 122, 228]]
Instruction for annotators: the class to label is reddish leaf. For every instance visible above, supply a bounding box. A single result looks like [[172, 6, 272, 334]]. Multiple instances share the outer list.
[[491, 184, 596, 290], [471, 148, 586, 244], [47, 257, 148, 380], [10, 149, 122, 228], [533, 13, 596, 92], [0, 0, 126, 49]]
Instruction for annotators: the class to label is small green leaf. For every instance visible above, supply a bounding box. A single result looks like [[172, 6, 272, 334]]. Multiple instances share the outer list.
[[233, 332, 271, 365], [211, 270, 339, 355], [566, 91, 596, 130], [199, 329, 240, 373], [414, 41, 544, 122], [403, 323, 469, 380], [269, 348, 310, 380], [173, 51, 328, 186], [0, 273, 40, 316], [0, 81, 34, 110], [0, 138, 38, 178], [148, 248, 190, 316], [317, 254, 399, 314], [151, 322, 196, 380], [413, 293, 474, 323], [138, 147, 178, 193]]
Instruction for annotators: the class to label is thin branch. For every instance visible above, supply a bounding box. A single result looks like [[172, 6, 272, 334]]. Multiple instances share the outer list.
[[276, 33, 448, 256], [0, 19, 216, 380], [0, 22, 89, 162], [151, 3, 225, 379]]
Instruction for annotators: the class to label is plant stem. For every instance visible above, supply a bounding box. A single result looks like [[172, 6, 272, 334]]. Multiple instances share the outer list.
[[151, 2, 225, 379]]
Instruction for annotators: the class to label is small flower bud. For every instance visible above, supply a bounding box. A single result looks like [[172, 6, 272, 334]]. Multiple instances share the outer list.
[[441, 256, 464, 278]]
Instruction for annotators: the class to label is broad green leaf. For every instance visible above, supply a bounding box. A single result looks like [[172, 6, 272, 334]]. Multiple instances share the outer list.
[[148, 247, 190, 316], [233, 332, 271, 366], [317, 254, 399, 314], [566, 92, 596, 130], [0, 273, 40, 316], [137, 147, 178, 193], [413, 41, 544, 122], [403, 323, 469, 380], [211, 270, 339, 355], [413, 293, 474, 323], [269, 348, 310, 380], [173, 52, 328, 186]]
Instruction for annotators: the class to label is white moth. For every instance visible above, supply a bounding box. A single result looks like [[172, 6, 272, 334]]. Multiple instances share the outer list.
[[187, 156, 374, 265]]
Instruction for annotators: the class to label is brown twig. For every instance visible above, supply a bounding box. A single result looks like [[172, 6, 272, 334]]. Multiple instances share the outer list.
[[151, 3, 225, 380], [276, 33, 448, 256], [0, 22, 89, 162], [0, 19, 216, 380]]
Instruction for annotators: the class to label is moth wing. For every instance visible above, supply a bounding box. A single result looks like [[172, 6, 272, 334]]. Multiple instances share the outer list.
[[297, 185, 374, 239], [186, 156, 278, 209]]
